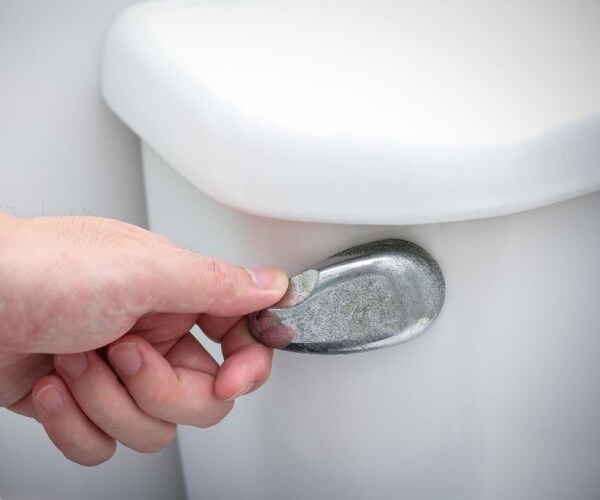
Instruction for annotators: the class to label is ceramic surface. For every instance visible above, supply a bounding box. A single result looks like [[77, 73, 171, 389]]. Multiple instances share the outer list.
[[143, 145, 600, 500]]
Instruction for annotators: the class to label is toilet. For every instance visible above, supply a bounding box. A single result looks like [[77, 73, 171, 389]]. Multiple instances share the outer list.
[[102, 1, 600, 498]]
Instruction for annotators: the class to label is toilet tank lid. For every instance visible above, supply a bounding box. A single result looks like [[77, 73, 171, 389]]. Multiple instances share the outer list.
[[102, 0, 600, 225]]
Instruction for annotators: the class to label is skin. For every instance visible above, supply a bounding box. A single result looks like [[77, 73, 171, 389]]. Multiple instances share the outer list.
[[0, 212, 288, 466]]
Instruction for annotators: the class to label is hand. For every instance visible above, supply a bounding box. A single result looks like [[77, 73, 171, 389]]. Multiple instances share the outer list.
[[0, 213, 287, 465]]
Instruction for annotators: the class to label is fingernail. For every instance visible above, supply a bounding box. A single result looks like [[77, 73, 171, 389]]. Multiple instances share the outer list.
[[36, 384, 65, 415], [55, 352, 88, 378], [226, 381, 254, 401], [246, 267, 288, 291], [109, 342, 143, 376]]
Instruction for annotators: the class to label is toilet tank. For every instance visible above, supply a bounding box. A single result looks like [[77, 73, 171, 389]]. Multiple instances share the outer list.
[[101, 1, 600, 499]]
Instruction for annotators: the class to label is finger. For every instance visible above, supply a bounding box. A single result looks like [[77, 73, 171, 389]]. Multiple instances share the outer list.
[[164, 333, 219, 375], [142, 250, 288, 316], [108, 334, 233, 427], [32, 374, 116, 466], [54, 351, 176, 453], [8, 391, 37, 419], [214, 319, 274, 401], [196, 315, 241, 342], [0, 353, 54, 408], [131, 312, 199, 346], [221, 317, 270, 360]]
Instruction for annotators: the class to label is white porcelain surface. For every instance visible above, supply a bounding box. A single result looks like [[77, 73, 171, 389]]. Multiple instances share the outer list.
[[143, 144, 600, 500], [102, 1, 600, 497], [103, 0, 600, 224]]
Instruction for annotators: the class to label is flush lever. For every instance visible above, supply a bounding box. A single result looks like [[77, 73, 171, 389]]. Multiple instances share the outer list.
[[248, 239, 445, 354]]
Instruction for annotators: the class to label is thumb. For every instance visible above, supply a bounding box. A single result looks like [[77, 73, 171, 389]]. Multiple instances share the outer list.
[[141, 250, 288, 316]]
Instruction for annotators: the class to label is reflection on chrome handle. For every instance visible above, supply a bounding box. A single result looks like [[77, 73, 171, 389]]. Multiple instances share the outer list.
[[248, 239, 445, 354]]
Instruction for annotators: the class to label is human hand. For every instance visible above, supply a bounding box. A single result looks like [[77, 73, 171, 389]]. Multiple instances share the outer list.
[[0, 213, 287, 465]]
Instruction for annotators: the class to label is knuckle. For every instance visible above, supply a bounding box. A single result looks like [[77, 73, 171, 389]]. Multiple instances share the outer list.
[[81, 448, 116, 467], [196, 400, 234, 428], [64, 439, 116, 467], [135, 425, 177, 454], [144, 383, 174, 410], [208, 258, 239, 300]]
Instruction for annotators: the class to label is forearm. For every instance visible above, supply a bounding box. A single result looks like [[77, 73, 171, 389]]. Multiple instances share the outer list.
[[0, 211, 19, 233], [0, 212, 54, 407], [0, 212, 22, 346], [0, 213, 37, 350]]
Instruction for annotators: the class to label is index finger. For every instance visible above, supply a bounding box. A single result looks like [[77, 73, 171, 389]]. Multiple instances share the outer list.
[[196, 314, 242, 343], [213, 318, 274, 401]]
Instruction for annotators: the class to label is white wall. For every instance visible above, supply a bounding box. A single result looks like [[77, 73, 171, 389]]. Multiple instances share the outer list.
[[0, 2, 186, 499]]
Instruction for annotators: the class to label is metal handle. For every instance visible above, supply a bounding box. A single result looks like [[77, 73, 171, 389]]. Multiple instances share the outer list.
[[248, 239, 445, 354]]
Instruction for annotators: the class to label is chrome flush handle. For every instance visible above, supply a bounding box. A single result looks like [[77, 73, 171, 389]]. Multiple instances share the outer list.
[[248, 239, 445, 354]]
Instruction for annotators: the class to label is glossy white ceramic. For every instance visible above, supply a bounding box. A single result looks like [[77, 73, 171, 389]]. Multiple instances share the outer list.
[[142, 144, 600, 500], [102, 1, 600, 498], [103, 0, 600, 224]]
